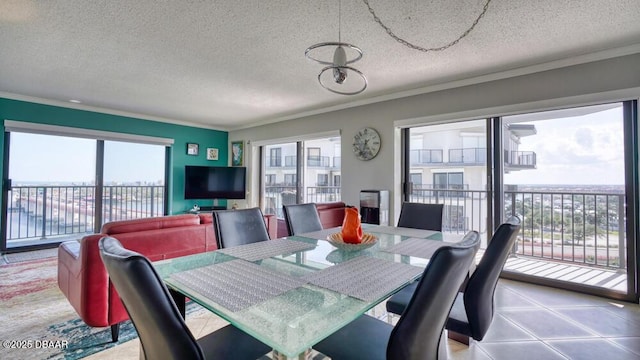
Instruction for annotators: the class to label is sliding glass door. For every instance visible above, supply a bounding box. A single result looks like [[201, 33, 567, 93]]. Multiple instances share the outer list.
[[406, 120, 491, 246], [102, 140, 166, 223], [404, 101, 638, 301], [2, 132, 168, 252], [261, 136, 341, 219], [500, 102, 636, 300], [3, 133, 96, 250]]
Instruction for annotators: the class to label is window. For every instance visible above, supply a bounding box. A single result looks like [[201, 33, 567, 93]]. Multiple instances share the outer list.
[[444, 205, 466, 231], [317, 174, 329, 186], [269, 148, 281, 167], [333, 175, 341, 187], [3, 130, 168, 250], [261, 136, 341, 217], [284, 174, 297, 186], [307, 147, 321, 166], [404, 101, 639, 301], [410, 173, 423, 185], [433, 172, 464, 197], [285, 155, 297, 167], [265, 174, 276, 185]]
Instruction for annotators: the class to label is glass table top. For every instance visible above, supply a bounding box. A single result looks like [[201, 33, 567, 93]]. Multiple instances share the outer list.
[[154, 225, 462, 358]]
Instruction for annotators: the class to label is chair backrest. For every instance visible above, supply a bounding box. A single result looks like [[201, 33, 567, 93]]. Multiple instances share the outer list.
[[213, 207, 270, 249], [283, 203, 323, 236], [463, 216, 521, 340], [397, 202, 445, 231], [98, 237, 204, 360], [457, 230, 482, 251], [388, 239, 478, 360]]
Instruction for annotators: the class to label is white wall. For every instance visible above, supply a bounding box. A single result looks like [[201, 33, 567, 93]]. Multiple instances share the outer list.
[[230, 52, 640, 221]]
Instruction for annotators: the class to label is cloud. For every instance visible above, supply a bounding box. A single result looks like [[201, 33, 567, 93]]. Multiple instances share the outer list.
[[507, 106, 625, 184], [574, 128, 593, 149]]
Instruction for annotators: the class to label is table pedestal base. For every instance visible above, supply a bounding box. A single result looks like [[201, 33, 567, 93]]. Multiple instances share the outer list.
[[272, 348, 313, 360]]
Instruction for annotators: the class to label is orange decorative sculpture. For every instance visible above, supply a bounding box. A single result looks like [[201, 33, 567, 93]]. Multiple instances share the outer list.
[[341, 207, 363, 244]]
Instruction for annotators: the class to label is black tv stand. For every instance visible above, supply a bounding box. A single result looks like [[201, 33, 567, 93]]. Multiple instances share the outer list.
[[198, 205, 226, 211]]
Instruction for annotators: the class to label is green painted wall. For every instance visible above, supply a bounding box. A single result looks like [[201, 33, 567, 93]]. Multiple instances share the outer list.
[[0, 97, 228, 215]]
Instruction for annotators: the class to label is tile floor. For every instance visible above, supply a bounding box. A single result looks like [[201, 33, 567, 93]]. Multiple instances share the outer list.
[[85, 279, 640, 359]]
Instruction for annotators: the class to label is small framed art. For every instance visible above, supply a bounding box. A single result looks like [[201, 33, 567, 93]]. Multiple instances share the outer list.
[[186, 143, 199, 156], [207, 148, 219, 160], [231, 141, 244, 166]]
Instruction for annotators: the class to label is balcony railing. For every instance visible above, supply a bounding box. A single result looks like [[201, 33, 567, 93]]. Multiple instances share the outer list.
[[264, 186, 341, 203], [6, 185, 165, 243], [284, 156, 297, 167], [266, 157, 282, 167], [412, 184, 470, 198], [506, 151, 537, 168], [506, 190, 625, 269], [306, 186, 341, 203], [409, 188, 626, 270], [410, 148, 536, 168], [408, 188, 486, 233], [410, 149, 444, 165], [449, 148, 487, 164], [333, 156, 341, 168], [307, 156, 330, 167], [267, 156, 340, 168]]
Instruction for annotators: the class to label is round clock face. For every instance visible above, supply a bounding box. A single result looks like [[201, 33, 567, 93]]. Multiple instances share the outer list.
[[352, 127, 381, 161]]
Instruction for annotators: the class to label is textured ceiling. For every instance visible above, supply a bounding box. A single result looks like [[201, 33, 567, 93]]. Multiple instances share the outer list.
[[1, 0, 639, 130]]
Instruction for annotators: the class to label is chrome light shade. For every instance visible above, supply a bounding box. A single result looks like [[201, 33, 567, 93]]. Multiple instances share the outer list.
[[305, 42, 367, 95]]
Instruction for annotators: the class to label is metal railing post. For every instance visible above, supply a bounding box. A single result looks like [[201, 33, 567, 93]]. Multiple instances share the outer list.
[[618, 195, 625, 270], [510, 192, 518, 254], [150, 187, 155, 216], [41, 187, 47, 239]]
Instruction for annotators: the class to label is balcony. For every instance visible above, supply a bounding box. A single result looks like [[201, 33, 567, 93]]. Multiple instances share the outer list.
[[412, 184, 470, 199], [448, 147, 486, 165], [410, 149, 443, 165], [284, 156, 296, 167], [505, 150, 537, 169], [408, 187, 626, 273], [410, 148, 537, 169], [264, 185, 341, 204], [266, 157, 282, 167], [5, 185, 165, 247], [307, 156, 330, 167], [332, 156, 341, 168]]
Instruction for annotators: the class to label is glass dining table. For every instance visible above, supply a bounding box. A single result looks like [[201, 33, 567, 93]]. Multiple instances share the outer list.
[[154, 224, 463, 359]]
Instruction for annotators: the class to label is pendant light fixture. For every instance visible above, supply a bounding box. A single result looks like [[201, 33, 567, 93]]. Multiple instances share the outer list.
[[305, 0, 367, 95]]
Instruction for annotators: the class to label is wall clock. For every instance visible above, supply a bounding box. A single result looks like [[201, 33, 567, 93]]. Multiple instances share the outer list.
[[352, 127, 381, 161]]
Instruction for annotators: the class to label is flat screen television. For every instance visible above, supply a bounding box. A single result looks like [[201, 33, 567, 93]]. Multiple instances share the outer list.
[[184, 165, 246, 200]]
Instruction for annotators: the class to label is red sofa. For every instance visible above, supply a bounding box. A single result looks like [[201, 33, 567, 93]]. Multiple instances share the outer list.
[[57, 213, 277, 341], [277, 202, 347, 237]]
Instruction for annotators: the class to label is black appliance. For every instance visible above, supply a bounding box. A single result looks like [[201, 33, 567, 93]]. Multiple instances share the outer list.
[[360, 190, 389, 225]]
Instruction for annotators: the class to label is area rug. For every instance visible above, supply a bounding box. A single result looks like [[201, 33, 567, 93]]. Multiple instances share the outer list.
[[0, 256, 203, 360]]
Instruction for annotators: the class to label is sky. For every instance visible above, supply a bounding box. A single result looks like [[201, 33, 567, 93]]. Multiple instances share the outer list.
[[504, 106, 625, 186], [7, 104, 627, 186], [8, 133, 165, 184]]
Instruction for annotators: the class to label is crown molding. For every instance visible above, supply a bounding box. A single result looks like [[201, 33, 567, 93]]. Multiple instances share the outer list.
[[0, 92, 228, 132], [232, 44, 640, 130]]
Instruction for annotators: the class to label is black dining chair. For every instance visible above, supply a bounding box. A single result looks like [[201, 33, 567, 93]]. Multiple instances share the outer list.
[[446, 216, 521, 344], [386, 230, 481, 318], [282, 203, 323, 236], [313, 239, 479, 360], [213, 207, 271, 249], [397, 202, 445, 231], [98, 236, 271, 360], [386, 216, 522, 345]]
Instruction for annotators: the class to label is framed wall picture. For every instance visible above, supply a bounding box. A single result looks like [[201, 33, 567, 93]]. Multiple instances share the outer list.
[[231, 141, 244, 166], [187, 143, 199, 156], [206, 148, 219, 160]]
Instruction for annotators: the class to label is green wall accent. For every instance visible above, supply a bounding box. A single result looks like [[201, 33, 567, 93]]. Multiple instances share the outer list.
[[0, 97, 228, 215]]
